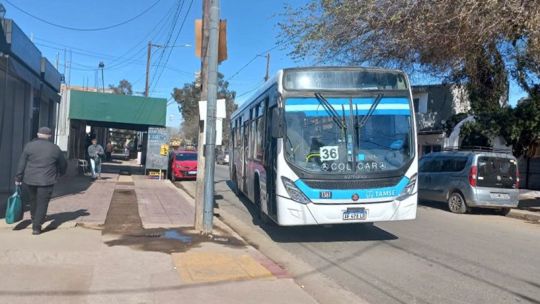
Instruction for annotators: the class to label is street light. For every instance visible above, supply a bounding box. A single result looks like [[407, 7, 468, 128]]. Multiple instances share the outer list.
[[145, 42, 191, 97], [98, 61, 105, 93], [0, 4, 6, 19]]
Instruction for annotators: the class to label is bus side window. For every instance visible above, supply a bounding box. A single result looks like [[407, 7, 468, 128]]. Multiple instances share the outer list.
[[255, 100, 266, 161]]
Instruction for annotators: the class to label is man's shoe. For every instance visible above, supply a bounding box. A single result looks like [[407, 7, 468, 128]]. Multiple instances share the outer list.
[[32, 228, 41, 235]]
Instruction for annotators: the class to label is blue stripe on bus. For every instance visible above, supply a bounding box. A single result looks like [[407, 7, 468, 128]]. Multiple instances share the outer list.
[[295, 177, 409, 200], [286, 97, 410, 106], [303, 109, 410, 116]]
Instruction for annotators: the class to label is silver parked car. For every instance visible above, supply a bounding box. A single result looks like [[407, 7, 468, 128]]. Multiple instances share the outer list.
[[216, 150, 229, 165], [418, 150, 519, 215]]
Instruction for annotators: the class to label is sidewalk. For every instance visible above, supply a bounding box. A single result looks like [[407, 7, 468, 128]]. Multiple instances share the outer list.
[[508, 189, 540, 222], [0, 162, 318, 304]]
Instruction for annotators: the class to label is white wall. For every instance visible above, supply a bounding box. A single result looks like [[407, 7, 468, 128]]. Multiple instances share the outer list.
[[56, 86, 71, 151]]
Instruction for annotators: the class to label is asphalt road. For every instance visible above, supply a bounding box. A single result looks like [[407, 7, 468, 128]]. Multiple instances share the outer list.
[[182, 165, 540, 304]]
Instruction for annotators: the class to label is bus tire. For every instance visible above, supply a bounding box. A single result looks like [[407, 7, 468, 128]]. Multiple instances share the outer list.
[[448, 191, 469, 214], [171, 174, 176, 183], [232, 167, 241, 196], [254, 178, 271, 225]]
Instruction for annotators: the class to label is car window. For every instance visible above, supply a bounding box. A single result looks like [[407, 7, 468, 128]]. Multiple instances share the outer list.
[[441, 158, 454, 172], [176, 153, 197, 161], [419, 158, 430, 172], [421, 157, 443, 172], [477, 156, 517, 189], [440, 157, 468, 172]]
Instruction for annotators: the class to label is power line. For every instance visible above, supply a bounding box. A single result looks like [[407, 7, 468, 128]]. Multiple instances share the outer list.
[[150, 0, 194, 93], [31, 4, 177, 70], [236, 80, 265, 98], [4, 0, 163, 32], [35, 39, 120, 59], [226, 45, 280, 82], [148, 0, 186, 92], [106, 2, 179, 68], [149, 0, 185, 89]]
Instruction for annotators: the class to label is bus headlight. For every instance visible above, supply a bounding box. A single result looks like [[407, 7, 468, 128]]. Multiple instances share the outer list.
[[281, 177, 311, 204], [398, 174, 417, 200]]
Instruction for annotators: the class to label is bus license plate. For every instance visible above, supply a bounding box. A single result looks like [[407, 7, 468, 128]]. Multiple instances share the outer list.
[[188, 171, 197, 175], [343, 208, 367, 220]]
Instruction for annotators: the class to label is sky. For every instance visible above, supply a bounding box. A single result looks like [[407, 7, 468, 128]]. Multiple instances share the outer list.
[[2, 0, 528, 127]]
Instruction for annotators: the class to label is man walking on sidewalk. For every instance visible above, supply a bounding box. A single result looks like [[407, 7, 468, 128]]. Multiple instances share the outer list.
[[15, 127, 67, 235], [88, 138, 104, 179]]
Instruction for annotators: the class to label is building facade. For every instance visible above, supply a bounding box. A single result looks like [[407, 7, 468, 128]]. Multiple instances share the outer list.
[[0, 18, 62, 194]]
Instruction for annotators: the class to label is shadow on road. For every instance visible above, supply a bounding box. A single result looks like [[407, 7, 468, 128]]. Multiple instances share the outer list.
[[223, 181, 398, 243]]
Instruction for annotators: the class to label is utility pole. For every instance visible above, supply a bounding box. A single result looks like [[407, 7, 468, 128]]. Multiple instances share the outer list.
[[194, 0, 211, 231], [264, 53, 270, 81], [145, 41, 152, 97], [68, 50, 72, 86], [201, 0, 220, 233]]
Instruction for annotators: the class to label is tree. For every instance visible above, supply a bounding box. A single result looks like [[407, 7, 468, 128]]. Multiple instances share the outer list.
[[109, 79, 133, 95], [172, 73, 237, 145], [279, 1, 540, 108], [279, 0, 540, 156]]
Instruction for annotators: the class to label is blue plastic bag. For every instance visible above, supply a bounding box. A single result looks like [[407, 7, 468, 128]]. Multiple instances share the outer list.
[[5, 186, 22, 224]]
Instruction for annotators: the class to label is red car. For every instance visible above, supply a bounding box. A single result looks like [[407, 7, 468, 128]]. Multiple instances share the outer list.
[[170, 151, 198, 181]]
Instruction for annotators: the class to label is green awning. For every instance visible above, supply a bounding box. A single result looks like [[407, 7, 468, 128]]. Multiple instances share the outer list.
[[69, 90, 166, 128]]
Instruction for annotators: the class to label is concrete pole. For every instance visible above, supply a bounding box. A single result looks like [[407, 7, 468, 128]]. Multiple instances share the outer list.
[[145, 41, 151, 97], [194, 0, 210, 231], [202, 0, 220, 233], [264, 53, 270, 81]]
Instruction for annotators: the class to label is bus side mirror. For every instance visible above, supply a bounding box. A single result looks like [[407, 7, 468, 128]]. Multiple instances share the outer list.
[[271, 107, 283, 138]]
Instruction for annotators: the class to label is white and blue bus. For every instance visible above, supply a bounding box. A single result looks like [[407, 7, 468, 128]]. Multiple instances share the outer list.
[[229, 67, 418, 226]]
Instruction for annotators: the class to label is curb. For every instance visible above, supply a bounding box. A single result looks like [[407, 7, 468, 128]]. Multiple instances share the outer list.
[[507, 209, 540, 222]]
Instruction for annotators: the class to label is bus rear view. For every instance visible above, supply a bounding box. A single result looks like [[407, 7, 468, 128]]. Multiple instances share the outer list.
[[230, 67, 418, 226]]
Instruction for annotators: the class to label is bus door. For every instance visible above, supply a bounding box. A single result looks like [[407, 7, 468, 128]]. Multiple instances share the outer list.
[[264, 105, 278, 218]]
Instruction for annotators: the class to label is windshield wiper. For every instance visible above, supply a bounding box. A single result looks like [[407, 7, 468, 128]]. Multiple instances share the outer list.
[[314, 93, 346, 131], [355, 94, 383, 165], [357, 93, 384, 129], [314, 93, 349, 164]]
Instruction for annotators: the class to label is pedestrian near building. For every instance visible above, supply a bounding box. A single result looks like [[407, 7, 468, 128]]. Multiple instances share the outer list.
[[124, 141, 130, 160], [88, 138, 105, 179], [106, 141, 113, 162], [14, 127, 67, 235]]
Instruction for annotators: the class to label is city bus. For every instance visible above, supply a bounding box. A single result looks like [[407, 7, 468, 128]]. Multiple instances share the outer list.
[[229, 67, 418, 226]]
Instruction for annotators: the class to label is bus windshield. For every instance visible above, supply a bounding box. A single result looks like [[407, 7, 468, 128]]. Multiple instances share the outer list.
[[284, 96, 413, 175]]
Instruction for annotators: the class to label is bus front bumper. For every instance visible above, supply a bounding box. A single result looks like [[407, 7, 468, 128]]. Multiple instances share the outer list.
[[276, 194, 417, 226]]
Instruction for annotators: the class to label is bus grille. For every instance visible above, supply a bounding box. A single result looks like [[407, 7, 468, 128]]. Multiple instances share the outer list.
[[302, 176, 402, 190]]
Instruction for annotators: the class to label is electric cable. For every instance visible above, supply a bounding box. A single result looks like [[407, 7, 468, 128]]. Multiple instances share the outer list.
[[4, 0, 163, 32]]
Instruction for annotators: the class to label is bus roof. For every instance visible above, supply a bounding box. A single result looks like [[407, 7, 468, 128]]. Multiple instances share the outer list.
[[231, 66, 408, 120]]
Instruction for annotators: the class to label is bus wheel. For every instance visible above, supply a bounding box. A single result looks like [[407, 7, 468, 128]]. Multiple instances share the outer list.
[[448, 192, 469, 214], [232, 168, 240, 196], [255, 181, 270, 225]]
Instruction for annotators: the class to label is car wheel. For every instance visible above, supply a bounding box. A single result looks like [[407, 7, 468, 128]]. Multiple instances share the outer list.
[[448, 192, 469, 214], [498, 207, 511, 216]]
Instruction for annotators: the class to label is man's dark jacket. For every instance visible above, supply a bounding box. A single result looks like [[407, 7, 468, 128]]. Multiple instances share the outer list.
[[15, 138, 68, 186]]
